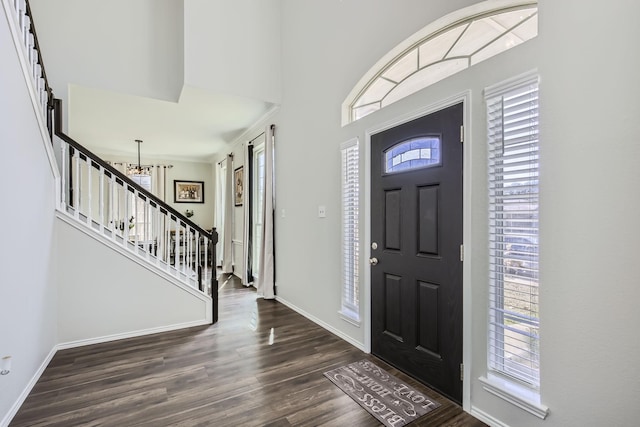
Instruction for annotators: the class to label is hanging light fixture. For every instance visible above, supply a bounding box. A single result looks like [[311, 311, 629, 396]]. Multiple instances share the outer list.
[[131, 139, 144, 175]]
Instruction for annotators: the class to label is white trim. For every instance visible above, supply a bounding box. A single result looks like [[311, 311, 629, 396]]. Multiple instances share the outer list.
[[483, 69, 540, 99], [1, 0, 59, 180], [363, 90, 472, 407], [0, 346, 57, 427], [340, 137, 358, 151], [469, 406, 512, 427], [55, 211, 213, 311], [339, 310, 361, 327], [57, 319, 211, 351], [479, 375, 549, 419], [276, 296, 366, 352]]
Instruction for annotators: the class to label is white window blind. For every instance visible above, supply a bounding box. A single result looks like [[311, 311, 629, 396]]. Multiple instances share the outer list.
[[487, 76, 540, 388], [340, 138, 360, 322]]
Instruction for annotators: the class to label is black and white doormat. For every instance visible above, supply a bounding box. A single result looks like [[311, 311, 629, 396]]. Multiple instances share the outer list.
[[323, 359, 441, 427]]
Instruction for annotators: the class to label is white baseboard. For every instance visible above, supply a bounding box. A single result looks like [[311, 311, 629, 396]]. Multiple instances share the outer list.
[[57, 319, 212, 350], [0, 346, 57, 427], [470, 406, 510, 427], [275, 296, 366, 352]]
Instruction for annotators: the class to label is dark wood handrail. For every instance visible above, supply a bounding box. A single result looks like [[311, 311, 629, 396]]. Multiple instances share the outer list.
[[24, 0, 54, 135], [52, 99, 216, 241]]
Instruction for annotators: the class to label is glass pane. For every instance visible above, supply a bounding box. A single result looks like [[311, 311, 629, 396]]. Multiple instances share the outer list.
[[471, 15, 538, 66], [384, 137, 441, 173], [383, 49, 418, 83], [490, 7, 537, 30], [354, 77, 395, 107], [383, 58, 468, 107], [446, 18, 502, 58], [510, 13, 538, 42], [470, 30, 523, 66], [352, 103, 380, 121], [418, 24, 467, 68]]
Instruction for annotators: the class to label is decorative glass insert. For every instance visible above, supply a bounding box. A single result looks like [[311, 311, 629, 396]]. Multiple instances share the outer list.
[[384, 137, 441, 174], [345, 3, 538, 124]]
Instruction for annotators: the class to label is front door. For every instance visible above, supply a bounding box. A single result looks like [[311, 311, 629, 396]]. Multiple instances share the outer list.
[[370, 102, 463, 403]]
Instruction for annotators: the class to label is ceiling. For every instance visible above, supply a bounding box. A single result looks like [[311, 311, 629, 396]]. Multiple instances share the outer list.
[[68, 85, 274, 162], [30, 0, 281, 163]]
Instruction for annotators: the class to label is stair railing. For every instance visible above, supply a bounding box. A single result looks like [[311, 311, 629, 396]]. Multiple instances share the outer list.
[[52, 100, 218, 322], [8, 0, 218, 323], [6, 0, 54, 137]]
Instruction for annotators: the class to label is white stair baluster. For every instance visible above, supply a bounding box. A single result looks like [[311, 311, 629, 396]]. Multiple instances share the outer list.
[[60, 142, 67, 210], [99, 166, 105, 232], [109, 174, 116, 240], [123, 185, 129, 247], [73, 149, 80, 220], [86, 157, 92, 227], [173, 217, 179, 270]]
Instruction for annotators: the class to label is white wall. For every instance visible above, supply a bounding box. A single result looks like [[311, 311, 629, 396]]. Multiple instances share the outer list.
[[271, 1, 640, 426], [56, 218, 210, 344], [29, 0, 184, 103], [0, 4, 58, 423], [184, 0, 282, 104], [275, 0, 479, 350]]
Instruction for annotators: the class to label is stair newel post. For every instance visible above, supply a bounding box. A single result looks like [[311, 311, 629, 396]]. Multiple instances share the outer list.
[[211, 229, 218, 323]]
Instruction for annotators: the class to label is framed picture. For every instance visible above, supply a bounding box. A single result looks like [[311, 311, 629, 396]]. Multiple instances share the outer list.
[[234, 166, 244, 206], [174, 180, 204, 203]]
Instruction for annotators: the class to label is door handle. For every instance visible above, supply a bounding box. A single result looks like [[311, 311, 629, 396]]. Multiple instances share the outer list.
[[369, 257, 379, 265]]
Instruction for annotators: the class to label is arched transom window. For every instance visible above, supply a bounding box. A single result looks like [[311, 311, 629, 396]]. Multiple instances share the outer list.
[[344, 2, 538, 124]]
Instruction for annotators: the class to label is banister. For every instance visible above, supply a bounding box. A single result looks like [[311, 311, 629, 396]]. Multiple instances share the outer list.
[[52, 99, 215, 241], [20, 0, 54, 138]]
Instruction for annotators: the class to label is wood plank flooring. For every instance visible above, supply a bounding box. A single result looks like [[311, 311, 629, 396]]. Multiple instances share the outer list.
[[10, 275, 487, 426]]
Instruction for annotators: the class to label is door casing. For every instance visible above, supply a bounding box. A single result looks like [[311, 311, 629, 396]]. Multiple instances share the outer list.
[[363, 91, 472, 410]]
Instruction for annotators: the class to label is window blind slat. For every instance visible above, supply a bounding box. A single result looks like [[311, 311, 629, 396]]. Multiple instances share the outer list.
[[341, 140, 360, 321], [486, 77, 540, 388]]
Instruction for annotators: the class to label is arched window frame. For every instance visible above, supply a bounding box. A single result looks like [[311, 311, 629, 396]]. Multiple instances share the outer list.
[[342, 1, 538, 126]]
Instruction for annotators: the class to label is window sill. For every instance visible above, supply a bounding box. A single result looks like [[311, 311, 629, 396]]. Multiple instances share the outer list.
[[479, 374, 549, 419], [339, 310, 361, 327]]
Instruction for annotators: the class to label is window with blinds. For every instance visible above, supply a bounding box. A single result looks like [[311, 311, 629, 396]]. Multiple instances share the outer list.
[[340, 138, 360, 322], [487, 75, 540, 388]]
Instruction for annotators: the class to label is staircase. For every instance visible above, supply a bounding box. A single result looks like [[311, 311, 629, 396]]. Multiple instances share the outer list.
[[6, 0, 218, 322]]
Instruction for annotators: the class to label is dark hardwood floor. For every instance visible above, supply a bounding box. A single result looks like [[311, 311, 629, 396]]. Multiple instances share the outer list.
[[10, 275, 486, 426]]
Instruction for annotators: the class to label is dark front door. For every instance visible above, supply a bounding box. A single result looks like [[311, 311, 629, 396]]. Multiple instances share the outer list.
[[371, 102, 463, 403]]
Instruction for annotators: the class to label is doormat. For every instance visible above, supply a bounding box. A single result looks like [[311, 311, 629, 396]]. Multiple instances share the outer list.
[[323, 359, 440, 427]]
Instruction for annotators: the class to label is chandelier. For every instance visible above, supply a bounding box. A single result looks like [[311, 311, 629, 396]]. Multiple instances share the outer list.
[[128, 139, 152, 176]]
